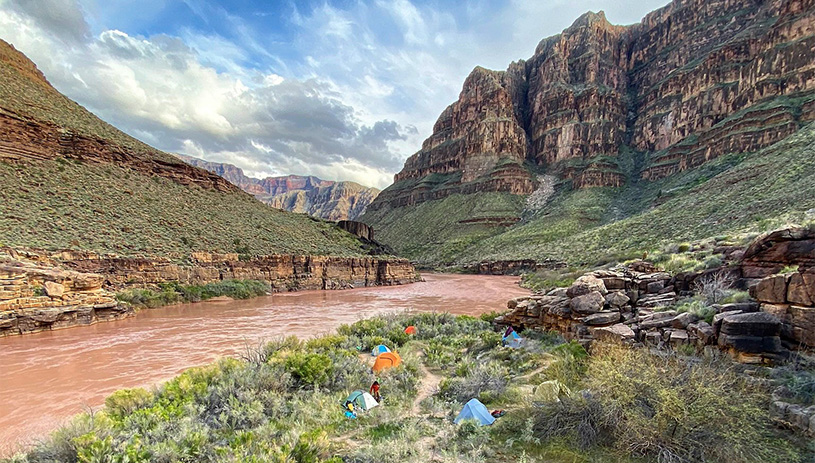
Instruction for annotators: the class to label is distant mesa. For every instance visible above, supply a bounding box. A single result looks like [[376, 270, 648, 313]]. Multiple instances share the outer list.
[[175, 154, 380, 221]]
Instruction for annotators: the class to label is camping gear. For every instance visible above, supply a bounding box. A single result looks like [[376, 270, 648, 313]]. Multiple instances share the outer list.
[[502, 330, 522, 348], [404, 325, 417, 335], [454, 398, 495, 426], [344, 410, 357, 419], [344, 390, 379, 412], [372, 352, 402, 373], [490, 409, 506, 418], [371, 344, 391, 356]]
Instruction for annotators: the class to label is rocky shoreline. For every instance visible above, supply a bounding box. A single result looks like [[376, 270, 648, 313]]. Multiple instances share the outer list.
[[0, 249, 419, 337]]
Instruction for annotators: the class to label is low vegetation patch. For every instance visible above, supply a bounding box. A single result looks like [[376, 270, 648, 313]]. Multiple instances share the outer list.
[[116, 279, 271, 308]]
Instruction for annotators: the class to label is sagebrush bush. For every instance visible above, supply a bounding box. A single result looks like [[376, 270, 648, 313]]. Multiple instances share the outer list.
[[581, 344, 798, 463]]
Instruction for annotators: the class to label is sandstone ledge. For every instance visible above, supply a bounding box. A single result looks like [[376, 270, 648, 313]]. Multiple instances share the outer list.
[[1, 249, 420, 337]]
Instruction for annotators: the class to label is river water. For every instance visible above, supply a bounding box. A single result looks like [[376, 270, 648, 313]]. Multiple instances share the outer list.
[[0, 273, 528, 455]]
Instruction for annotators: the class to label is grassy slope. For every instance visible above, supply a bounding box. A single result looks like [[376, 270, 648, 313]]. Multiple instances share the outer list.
[[361, 193, 526, 267], [365, 124, 815, 266], [0, 158, 366, 257], [0, 41, 367, 258]]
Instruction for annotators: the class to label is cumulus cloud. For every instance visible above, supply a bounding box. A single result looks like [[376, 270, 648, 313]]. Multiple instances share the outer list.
[[0, 0, 667, 189]]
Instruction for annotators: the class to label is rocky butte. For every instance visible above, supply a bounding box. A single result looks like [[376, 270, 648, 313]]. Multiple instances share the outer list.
[[362, 0, 815, 265], [175, 154, 380, 221]]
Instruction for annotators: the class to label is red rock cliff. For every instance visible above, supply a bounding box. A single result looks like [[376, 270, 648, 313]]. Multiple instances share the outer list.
[[369, 0, 815, 210]]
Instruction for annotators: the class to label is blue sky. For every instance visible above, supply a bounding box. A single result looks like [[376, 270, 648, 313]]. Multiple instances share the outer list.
[[0, 0, 668, 188]]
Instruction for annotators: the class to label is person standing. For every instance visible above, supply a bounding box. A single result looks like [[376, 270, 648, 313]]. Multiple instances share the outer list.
[[370, 380, 381, 402]]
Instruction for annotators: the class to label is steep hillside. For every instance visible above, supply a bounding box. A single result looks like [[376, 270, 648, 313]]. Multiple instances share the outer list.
[[363, 0, 815, 267], [0, 39, 368, 258], [176, 154, 379, 220]]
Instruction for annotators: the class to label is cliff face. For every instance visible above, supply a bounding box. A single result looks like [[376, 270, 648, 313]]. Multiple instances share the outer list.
[[177, 155, 380, 221], [0, 248, 419, 337], [368, 0, 815, 211]]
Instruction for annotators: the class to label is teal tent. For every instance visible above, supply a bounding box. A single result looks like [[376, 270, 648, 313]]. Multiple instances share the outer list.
[[502, 331, 522, 349], [454, 398, 495, 426], [371, 344, 391, 356], [344, 390, 379, 412]]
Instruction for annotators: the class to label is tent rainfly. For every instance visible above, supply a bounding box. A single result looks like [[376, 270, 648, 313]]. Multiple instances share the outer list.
[[372, 352, 402, 373], [345, 390, 379, 412], [371, 344, 391, 356], [454, 398, 495, 426]]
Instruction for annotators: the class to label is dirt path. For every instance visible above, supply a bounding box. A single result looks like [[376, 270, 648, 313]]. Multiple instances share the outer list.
[[412, 361, 442, 415]]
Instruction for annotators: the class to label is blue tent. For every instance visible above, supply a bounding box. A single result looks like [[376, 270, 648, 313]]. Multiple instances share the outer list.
[[502, 331, 522, 349], [371, 344, 391, 356], [454, 398, 495, 426]]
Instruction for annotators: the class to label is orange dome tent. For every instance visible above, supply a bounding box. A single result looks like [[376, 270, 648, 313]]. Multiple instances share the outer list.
[[372, 352, 402, 373], [404, 326, 417, 335]]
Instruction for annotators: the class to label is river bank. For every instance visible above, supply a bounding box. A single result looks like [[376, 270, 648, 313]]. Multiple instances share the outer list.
[[0, 273, 528, 456]]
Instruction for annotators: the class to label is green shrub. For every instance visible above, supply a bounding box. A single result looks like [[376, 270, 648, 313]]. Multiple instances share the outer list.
[[721, 290, 752, 304], [284, 353, 333, 388], [676, 298, 716, 324], [704, 254, 724, 269], [582, 344, 798, 463], [116, 279, 270, 309], [105, 388, 154, 421]]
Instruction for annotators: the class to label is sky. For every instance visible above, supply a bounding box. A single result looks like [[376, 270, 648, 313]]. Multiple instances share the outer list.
[[0, 0, 667, 188]]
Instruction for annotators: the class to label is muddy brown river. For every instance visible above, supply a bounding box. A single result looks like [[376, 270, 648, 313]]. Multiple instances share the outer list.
[[0, 273, 527, 455]]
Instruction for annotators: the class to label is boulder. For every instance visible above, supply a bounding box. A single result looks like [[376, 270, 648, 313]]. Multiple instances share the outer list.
[[605, 291, 630, 308], [749, 275, 788, 303], [593, 323, 636, 343], [546, 287, 568, 298], [787, 272, 815, 306], [671, 312, 699, 329], [567, 275, 607, 298], [639, 310, 678, 330], [569, 291, 605, 315], [789, 306, 815, 347], [583, 311, 621, 326], [717, 302, 759, 314], [718, 312, 783, 354], [43, 281, 64, 299], [687, 321, 715, 345], [669, 329, 690, 346], [646, 280, 665, 294]]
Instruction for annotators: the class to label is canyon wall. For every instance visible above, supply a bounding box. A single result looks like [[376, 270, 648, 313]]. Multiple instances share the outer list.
[[177, 154, 380, 220], [368, 0, 815, 211]]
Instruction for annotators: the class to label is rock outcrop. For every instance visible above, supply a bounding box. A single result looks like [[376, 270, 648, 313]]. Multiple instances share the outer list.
[[5, 249, 418, 292], [750, 268, 815, 348], [497, 263, 788, 364], [176, 154, 380, 221], [368, 0, 815, 212], [0, 262, 133, 337], [0, 248, 420, 336]]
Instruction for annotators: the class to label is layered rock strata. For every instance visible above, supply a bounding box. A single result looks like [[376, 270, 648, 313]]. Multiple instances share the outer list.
[[369, 0, 815, 211], [0, 262, 132, 337], [9, 249, 419, 292], [176, 154, 380, 221], [497, 264, 788, 364]]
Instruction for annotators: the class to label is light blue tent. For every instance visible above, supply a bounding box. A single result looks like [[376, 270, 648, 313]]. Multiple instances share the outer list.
[[371, 344, 391, 356], [502, 331, 522, 349], [454, 398, 495, 426]]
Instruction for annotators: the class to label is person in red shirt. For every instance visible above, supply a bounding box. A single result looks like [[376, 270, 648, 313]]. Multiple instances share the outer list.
[[370, 380, 381, 402]]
